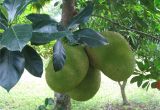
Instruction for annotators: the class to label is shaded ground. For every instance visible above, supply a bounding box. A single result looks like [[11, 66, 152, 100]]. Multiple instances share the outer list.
[[101, 103, 160, 110], [0, 70, 160, 110]]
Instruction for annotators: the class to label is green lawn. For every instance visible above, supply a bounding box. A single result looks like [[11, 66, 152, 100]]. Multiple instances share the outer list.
[[0, 70, 160, 110]]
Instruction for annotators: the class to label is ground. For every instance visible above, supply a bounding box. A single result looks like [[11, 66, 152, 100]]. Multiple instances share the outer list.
[[0, 70, 160, 110]]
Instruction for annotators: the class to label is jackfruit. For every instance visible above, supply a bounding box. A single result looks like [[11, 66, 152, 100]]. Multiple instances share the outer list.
[[86, 31, 135, 81], [45, 44, 89, 93], [67, 66, 101, 101]]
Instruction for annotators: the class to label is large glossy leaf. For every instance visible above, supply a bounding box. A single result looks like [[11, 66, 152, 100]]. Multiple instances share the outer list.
[[3, 0, 35, 21], [27, 14, 60, 45], [27, 13, 57, 25], [22, 45, 43, 77], [73, 28, 108, 47], [0, 48, 25, 91], [31, 31, 68, 45], [1, 24, 32, 51], [33, 24, 57, 33], [0, 9, 7, 30], [53, 40, 66, 72], [31, 23, 58, 45], [67, 1, 94, 28], [0, 5, 8, 20]]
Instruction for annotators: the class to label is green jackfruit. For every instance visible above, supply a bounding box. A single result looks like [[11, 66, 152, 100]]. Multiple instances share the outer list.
[[67, 66, 101, 101], [86, 31, 135, 81], [45, 45, 89, 93]]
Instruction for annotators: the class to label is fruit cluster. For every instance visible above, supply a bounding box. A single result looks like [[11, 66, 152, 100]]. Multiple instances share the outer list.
[[45, 31, 135, 101]]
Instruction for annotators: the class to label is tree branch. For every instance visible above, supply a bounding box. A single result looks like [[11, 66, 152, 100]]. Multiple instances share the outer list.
[[92, 15, 160, 42]]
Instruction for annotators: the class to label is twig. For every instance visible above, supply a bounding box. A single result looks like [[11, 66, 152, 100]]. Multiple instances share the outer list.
[[92, 15, 160, 42]]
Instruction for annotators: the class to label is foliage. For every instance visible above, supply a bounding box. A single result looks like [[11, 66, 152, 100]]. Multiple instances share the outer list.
[[37, 98, 56, 110], [0, 0, 159, 95], [0, 0, 107, 91], [0, 0, 43, 91], [27, 1, 107, 71], [76, 0, 160, 89], [131, 41, 160, 90]]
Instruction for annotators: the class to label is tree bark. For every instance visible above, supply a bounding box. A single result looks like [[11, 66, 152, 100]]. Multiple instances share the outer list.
[[61, 0, 75, 26], [54, 0, 75, 110], [54, 93, 71, 110], [118, 80, 130, 105]]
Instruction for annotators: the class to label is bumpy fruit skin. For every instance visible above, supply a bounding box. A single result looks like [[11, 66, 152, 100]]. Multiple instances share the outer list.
[[67, 66, 101, 101], [45, 45, 89, 93], [86, 31, 135, 81]]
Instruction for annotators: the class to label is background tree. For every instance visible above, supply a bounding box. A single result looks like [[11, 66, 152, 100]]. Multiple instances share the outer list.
[[33, 0, 160, 108], [30, 0, 160, 108], [76, 0, 160, 105]]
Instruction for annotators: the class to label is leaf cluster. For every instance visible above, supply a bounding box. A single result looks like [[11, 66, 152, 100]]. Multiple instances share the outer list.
[[0, 0, 108, 91], [131, 42, 160, 90]]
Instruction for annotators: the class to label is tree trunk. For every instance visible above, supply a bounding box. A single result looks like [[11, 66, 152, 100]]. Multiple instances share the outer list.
[[54, 93, 71, 110], [61, 0, 75, 26], [54, 0, 75, 110], [118, 80, 130, 105]]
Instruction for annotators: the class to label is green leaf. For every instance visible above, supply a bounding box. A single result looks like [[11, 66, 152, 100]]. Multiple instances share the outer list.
[[3, 0, 20, 21], [137, 79, 143, 87], [31, 31, 68, 45], [136, 61, 146, 71], [73, 28, 108, 47], [66, 34, 78, 45], [0, 9, 8, 30], [3, 0, 34, 22], [1, 24, 32, 51], [32, 18, 57, 33], [22, 45, 43, 77], [31, 23, 58, 44], [27, 13, 57, 25], [68, 1, 94, 28], [16, 0, 37, 16], [142, 81, 149, 88], [45, 98, 54, 106], [54, 1, 59, 7], [130, 75, 139, 83], [27, 14, 61, 45], [45, 98, 49, 106], [0, 5, 8, 20], [53, 40, 66, 72], [38, 105, 46, 110], [0, 48, 25, 91], [33, 23, 57, 33]]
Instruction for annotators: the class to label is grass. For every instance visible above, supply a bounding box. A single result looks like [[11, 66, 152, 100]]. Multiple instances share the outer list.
[[0, 70, 160, 110]]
